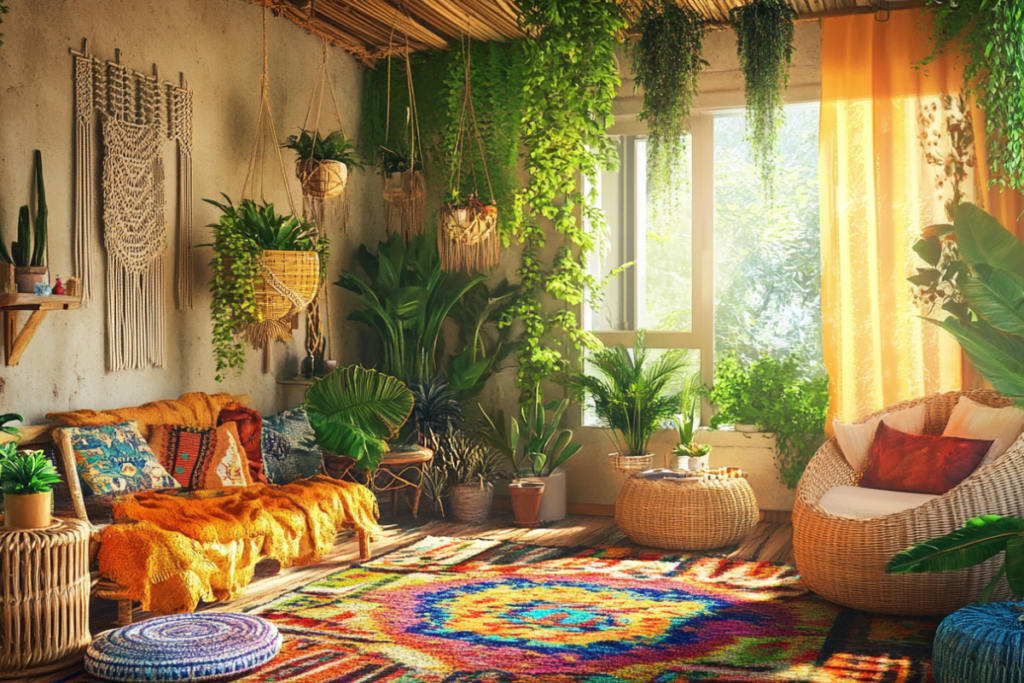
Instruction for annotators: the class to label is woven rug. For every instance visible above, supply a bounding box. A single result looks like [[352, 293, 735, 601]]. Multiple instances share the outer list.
[[59, 535, 938, 682]]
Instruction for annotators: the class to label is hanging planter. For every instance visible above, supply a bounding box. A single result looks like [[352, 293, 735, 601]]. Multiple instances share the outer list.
[[253, 249, 320, 323], [296, 158, 348, 199], [439, 194, 499, 273], [380, 145, 426, 239], [729, 0, 796, 200], [283, 128, 363, 232]]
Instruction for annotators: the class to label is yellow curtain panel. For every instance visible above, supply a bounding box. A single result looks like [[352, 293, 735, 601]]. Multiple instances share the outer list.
[[820, 10, 1024, 425]]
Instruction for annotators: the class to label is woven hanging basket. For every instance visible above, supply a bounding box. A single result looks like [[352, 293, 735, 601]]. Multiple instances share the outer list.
[[382, 169, 426, 238], [296, 159, 348, 199], [254, 249, 320, 323], [439, 202, 500, 273]]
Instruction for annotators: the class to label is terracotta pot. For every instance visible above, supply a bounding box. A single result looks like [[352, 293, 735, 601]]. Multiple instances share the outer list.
[[14, 266, 47, 294], [509, 479, 545, 528], [3, 490, 52, 530], [449, 483, 493, 525]]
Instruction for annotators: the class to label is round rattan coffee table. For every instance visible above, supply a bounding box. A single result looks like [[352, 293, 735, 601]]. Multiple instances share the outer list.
[[0, 517, 92, 678], [615, 476, 759, 550]]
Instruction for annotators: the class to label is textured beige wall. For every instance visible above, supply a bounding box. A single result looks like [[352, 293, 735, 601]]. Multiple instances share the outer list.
[[0, 0, 380, 423]]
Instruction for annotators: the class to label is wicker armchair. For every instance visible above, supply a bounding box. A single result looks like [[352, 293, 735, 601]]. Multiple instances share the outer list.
[[793, 389, 1024, 616]]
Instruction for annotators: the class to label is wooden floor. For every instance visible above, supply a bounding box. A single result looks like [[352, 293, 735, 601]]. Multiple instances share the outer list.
[[34, 514, 793, 682]]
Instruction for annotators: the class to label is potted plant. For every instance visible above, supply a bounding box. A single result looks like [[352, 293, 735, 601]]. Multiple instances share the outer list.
[[559, 332, 686, 473], [204, 194, 328, 380], [478, 384, 581, 523], [439, 191, 499, 272], [0, 151, 48, 293], [1, 445, 61, 530], [283, 129, 364, 200], [434, 428, 504, 525], [671, 372, 711, 470]]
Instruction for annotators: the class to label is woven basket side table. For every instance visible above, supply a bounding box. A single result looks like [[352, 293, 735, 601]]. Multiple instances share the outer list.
[[0, 518, 92, 679], [616, 476, 759, 550]]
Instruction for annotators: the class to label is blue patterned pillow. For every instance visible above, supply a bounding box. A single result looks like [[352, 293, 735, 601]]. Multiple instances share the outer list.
[[260, 427, 293, 485], [57, 421, 180, 496], [262, 408, 322, 483]]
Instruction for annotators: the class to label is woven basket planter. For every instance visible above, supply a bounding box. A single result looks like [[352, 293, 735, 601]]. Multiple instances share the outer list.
[[296, 159, 348, 199], [449, 483, 493, 525], [254, 250, 320, 322], [439, 203, 499, 272], [609, 452, 654, 473], [616, 475, 758, 550]]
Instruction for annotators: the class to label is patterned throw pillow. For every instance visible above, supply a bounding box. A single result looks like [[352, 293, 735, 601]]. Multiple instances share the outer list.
[[148, 422, 252, 491], [260, 427, 295, 485], [859, 422, 993, 495], [262, 408, 323, 483], [56, 421, 180, 496], [217, 403, 268, 484]]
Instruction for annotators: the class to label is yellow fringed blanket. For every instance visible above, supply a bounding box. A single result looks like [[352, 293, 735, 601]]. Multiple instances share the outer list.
[[97, 476, 382, 615]]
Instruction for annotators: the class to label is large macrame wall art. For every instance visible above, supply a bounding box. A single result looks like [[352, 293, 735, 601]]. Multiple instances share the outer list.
[[72, 42, 194, 371]]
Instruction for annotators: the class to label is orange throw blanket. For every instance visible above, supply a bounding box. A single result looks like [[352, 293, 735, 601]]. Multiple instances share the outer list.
[[47, 392, 240, 432], [98, 476, 382, 615]]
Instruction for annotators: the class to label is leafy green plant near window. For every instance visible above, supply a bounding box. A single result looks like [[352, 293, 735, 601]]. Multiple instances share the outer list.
[[730, 0, 797, 199], [887, 515, 1024, 603], [707, 352, 829, 488], [924, 0, 1024, 191], [626, 0, 707, 216], [509, 0, 624, 392], [282, 129, 364, 169], [204, 194, 328, 381], [559, 332, 687, 457]]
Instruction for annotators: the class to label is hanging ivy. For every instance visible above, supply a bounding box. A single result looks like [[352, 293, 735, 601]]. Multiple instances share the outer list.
[[924, 0, 1024, 191], [508, 0, 624, 391], [625, 0, 707, 215], [730, 0, 796, 199]]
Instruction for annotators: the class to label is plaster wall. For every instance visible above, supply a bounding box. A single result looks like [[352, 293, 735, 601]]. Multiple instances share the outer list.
[[0, 0, 380, 424]]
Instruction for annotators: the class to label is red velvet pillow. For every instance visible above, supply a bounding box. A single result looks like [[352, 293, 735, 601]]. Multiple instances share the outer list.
[[217, 402, 268, 484], [859, 422, 992, 495]]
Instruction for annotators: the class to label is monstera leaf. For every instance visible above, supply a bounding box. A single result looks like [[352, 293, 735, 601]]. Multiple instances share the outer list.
[[304, 366, 414, 472], [955, 203, 1024, 275]]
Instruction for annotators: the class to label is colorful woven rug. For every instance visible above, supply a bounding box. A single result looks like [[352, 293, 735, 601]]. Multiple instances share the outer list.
[[59, 535, 938, 682]]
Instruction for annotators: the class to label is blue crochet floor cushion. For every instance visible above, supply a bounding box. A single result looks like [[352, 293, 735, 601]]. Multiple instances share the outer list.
[[933, 602, 1024, 683], [84, 613, 282, 682]]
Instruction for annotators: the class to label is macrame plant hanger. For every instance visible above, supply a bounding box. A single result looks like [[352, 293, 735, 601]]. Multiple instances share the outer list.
[[242, 8, 314, 373], [381, 10, 427, 239], [439, 32, 499, 273]]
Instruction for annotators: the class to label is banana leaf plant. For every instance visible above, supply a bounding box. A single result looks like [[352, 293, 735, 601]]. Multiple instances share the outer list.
[[447, 279, 522, 401], [916, 203, 1024, 403], [303, 365, 415, 472], [887, 515, 1024, 603], [477, 384, 582, 478], [335, 233, 483, 382]]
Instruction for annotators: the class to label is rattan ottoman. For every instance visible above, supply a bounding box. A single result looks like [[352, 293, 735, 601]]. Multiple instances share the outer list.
[[0, 518, 92, 678], [616, 476, 759, 550]]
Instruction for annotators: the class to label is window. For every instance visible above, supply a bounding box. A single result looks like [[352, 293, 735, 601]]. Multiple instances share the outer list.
[[584, 103, 822, 424]]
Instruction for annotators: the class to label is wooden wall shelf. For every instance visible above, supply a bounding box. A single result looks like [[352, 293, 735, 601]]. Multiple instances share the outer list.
[[1, 294, 82, 366]]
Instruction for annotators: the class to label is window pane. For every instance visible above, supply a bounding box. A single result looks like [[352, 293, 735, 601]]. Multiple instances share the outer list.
[[582, 348, 701, 428], [713, 105, 823, 369], [588, 136, 692, 333]]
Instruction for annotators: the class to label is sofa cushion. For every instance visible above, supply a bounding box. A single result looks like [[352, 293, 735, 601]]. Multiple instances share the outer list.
[[148, 422, 252, 490], [819, 485, 937, 519], [217, 403, 268, 484], [833, 403, 927, 473], [943, 395, 1024, 469], [860, 422, 991, 495], [56, 421, 180, 496], [260, 427, 296, 485]]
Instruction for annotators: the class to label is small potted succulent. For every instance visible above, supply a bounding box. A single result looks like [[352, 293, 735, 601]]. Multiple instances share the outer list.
[[283, 129, 364, 200], [435, 428, 504, 525], [1, 444, 62, 530]]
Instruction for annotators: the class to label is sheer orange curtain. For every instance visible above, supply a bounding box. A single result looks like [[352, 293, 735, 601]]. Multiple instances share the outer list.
[[820, 10, 1024, 426]]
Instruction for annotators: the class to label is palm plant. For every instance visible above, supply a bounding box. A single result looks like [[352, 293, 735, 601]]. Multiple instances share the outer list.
[[887, 515, 1024, 603], [303, 365, 415, 471], [283, 129, 365, 169], [558, 332, 686, 457], [477, 384, 581, 478], [335, 233, 483, 381], [0, 449, 61, 495]]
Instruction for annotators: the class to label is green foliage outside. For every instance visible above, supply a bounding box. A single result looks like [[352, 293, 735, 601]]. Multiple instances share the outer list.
[[204, 194, 328, 381], [924, 0, 1024, 192], [707, 353, 829, 488], [888, 514, 1024, 603]]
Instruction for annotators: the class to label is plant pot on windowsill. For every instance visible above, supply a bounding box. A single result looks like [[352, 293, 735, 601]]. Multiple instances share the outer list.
[[609, 452, 655, 473], [3, 490, 52, 530], [449, 482, 494, 525], [15, 266, 48, 294], [509, 479, 545, 528], [733, 423, 761, 433]]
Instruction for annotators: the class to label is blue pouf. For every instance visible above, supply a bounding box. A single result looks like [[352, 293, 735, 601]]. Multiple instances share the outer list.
[[84, 613, 282, 682], [934, 602, 1024, 683]]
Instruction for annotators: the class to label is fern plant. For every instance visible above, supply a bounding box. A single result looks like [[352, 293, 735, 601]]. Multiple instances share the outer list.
[[283, 129, 365, 169], [0, 449, 61, 495]]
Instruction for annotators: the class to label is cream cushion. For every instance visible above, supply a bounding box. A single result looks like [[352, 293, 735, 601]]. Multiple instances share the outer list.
[[943, 395, 1024, 469], [833, 402, 927, 473], [819, 485, 937, 519]]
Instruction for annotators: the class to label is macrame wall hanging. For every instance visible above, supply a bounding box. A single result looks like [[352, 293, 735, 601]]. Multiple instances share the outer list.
[[439, 35, 499, 273], [381, 19, 427, 240], [71, 41, 194, 371]]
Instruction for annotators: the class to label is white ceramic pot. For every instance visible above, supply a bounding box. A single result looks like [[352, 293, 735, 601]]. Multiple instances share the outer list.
[[524, 468, 566, 522]]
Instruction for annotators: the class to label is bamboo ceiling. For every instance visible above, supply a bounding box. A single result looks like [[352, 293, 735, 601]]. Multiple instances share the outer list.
[[249, 0, 921, 63]]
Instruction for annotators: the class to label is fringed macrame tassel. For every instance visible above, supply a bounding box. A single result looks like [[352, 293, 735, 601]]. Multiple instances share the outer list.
[[438, 205, 500, 273], [302, 192, 347, 235], [74, 55, 95, 304], [383, 170, 426, 240], [173, 83, 194, 310]]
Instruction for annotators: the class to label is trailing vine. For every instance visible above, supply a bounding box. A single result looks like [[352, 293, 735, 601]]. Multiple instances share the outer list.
[[510, 0, 625, 390], [923, 0, 1024, 191], [730, 0, 796, 200], [625, 0, 707, 216]]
